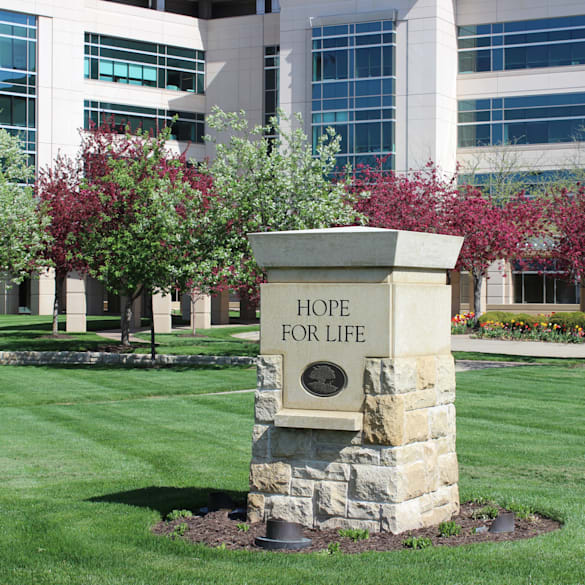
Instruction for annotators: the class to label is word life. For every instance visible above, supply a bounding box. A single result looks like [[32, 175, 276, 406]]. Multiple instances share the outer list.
[[281, 298, 366, 343]]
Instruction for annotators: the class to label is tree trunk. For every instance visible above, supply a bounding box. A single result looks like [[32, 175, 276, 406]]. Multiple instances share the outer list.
[[150, 292, 156, 362], [121, 295, 132, 347], [52, 275, 64, 336], [472, 271, 484, 319]]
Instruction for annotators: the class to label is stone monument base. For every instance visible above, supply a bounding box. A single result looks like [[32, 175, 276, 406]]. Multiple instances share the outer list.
[[248, 354, 459, 534]]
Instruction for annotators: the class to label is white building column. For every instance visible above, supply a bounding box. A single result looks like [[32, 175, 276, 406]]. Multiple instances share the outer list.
[[65, 270, 87, 333], [30, 268, 55, 316], [191, 289, 211, 330], [152, 292, 172, 334]]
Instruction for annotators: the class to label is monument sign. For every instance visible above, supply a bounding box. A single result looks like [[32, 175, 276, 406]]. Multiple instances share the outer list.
[[247, 227, 463, 533]]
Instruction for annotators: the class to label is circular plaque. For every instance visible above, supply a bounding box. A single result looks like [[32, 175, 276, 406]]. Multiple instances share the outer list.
[[301, 362, 347, 398]]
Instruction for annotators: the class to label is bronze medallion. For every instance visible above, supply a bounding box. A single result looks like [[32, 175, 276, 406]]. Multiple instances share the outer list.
[[301, 362, 347, 397]]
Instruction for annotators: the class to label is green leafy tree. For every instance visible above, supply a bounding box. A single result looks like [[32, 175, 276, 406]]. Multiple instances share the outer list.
[[198, 107, 363, 303], [79, 122, 211, 353], [0, 130, 49, 284]]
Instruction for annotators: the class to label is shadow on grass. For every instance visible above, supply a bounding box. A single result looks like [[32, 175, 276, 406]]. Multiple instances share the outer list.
[[87, 486, 248, 516]]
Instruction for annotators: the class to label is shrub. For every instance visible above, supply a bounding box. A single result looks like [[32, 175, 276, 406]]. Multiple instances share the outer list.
[[166, 509, 193, 521], [548, 312, 585, 330], [438, 521, 461, 537], [472, 506, 499, 520], [478, 311, 514, 325], [402, 536, 433, 550], [338, 528, 369, 542]]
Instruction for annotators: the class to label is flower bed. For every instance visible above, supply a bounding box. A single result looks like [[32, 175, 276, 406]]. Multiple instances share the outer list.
[[451, 310, 585, 343], [451, 312, 476, 334]]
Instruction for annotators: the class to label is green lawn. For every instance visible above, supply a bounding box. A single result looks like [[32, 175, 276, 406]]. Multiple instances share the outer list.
[[0, 315, 259, 356], [1, 364, 584, 584], [134, 326, 259, 356], [0, 315, 134, 352]]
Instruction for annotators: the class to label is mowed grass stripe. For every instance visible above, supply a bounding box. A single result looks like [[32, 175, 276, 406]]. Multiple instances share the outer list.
[[0, 365, 257, 407]]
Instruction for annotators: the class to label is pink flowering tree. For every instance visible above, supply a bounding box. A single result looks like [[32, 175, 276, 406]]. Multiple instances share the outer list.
[[78, 121, 213, 353]]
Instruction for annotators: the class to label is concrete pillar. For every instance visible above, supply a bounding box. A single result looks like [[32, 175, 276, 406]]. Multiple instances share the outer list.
[[211, 290, 230, 324], [65, 271, 87, 333], [30, 268, 55, 315], [152, 292, 172, 334], [0, 277, 19, 314], [191, 290, 211, 330], [247, 227, 463, 532]]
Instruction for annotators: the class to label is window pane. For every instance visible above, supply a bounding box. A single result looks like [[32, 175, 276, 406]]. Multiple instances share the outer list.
[[513, 274, 523, 303], [355, 122, 381, 153], [128, 63, 142, 79], [12, 97, 26, 126], [178, 72, 192, 92], [0, 95, 10, 124], [523, 274, 543, 303], [322, 50, 348, 80], [99, 60, 113, 76], [355, 47, 381, 77], [143, 66, 157, 82], [13, 38, 26, 69], [0, 36, 12, 69], [166, 69, 180, 90], [382, 46, 394, 76], [114, 61, 128, 78]]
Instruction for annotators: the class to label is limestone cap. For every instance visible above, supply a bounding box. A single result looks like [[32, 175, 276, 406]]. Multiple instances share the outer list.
[[248, 226, 463, 270]]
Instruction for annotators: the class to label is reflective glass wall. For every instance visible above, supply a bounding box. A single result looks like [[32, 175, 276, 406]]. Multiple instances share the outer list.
[[84, 101, 204, 142], [458, 92, 585, 147], [85, 33, 204, 94], [264, 45, 279, 138], [459, 15, 585, 73], [0, 9, 36, 171], [311, 20, 395, 170]]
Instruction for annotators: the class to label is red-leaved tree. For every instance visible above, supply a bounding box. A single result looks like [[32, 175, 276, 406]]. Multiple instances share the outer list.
[[79, 121, 214, 351], [442, 188, 547, 316], [36, 155, 93, 335], [352, 162, 547, 316], [547, 186, 585, 309]]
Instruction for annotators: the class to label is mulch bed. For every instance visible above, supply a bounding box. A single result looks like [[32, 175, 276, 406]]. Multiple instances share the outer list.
[[151, 501, 560, 554]]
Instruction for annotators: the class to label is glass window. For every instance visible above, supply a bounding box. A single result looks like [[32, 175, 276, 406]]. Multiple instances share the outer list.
[[85, 32, 205, 94], [312, 21, 395, 166], [460, 15, 585, 73], [322, 50, 348, 80], [355, 47, 381, 77]]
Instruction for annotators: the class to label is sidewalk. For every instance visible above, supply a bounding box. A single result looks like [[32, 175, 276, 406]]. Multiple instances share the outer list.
[[451, 334, 585, 359], [234, 330, 585, 359]]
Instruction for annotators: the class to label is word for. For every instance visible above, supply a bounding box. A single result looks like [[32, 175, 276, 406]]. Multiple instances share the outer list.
[[281, 323, 365, 343]]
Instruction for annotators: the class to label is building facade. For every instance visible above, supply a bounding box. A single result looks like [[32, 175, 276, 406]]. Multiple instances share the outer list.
[[0, 0, 584, 319]]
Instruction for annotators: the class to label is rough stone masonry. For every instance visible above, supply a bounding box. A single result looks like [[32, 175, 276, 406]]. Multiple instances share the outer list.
[[246, 227, 463, 533]]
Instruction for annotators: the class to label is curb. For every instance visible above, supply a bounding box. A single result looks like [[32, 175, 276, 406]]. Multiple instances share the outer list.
[[0, 351, 257, 367]]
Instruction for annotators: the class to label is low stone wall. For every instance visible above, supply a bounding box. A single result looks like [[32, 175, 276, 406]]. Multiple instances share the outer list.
[[0, 351, 256, 367], [248, 354, 459, 534]]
